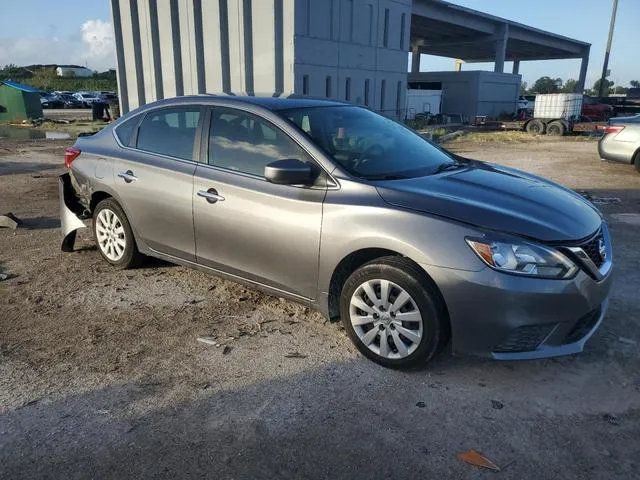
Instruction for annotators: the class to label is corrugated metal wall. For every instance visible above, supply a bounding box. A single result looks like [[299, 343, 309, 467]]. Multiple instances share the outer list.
[[293, 0, 411, 115], [111, 0, 295, 113], [111, 0, 411, 116]]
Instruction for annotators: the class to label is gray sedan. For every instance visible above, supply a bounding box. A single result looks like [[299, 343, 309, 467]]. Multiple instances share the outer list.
[[598, 114, 640, 172], [59, 95, 613, 368]]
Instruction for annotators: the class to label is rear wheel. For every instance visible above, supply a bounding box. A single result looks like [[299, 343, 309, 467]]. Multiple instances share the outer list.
[[340, 256, 448, 369], [634, 151, 640, 174], [525, 119, 546, 135], [546, 121, 565, 136], [93, 198, 142, 269]]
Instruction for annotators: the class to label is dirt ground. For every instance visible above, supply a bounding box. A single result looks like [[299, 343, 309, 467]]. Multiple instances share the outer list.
[[1, 134, 639, 479], [43, 108, 92, 122]]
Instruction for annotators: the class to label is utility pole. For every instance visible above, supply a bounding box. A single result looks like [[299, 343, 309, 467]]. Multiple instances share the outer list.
[[598, 0, 618, 97]]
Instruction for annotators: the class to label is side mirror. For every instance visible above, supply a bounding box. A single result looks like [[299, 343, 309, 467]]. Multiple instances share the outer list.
[[264, 159, 312, 185]]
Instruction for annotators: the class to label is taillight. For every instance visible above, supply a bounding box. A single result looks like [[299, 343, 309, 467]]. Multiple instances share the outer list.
[[603, 125, 625, 135], [64, 147, 81, 168]]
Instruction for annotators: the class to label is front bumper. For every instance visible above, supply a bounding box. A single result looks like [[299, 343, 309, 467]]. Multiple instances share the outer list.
[[424, 262, 613, 360], [59, 173, 88, 251]]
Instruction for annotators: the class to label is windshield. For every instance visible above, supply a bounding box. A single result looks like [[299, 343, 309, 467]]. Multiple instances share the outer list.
[[280, 106, 455, 179]]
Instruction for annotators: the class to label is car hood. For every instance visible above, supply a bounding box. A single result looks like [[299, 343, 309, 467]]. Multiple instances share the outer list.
[[375, 161, 602, 242]]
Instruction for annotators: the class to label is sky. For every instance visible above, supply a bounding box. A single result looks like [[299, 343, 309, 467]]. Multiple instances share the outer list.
[[0, 0, 637, 89], [416, 0, 640, 89]]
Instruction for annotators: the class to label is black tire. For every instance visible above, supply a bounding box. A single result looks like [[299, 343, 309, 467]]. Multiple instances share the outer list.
[[525, 119, 546, 135], [634, 151, 640, 174], [340, 256, 449, 369], [92, 198, 143, 269], [546, 121, 565, 136]]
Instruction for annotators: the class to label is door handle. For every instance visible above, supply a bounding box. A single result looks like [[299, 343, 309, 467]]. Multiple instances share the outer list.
[[197, 188, 225, 204], [117, 170, 137, 183]]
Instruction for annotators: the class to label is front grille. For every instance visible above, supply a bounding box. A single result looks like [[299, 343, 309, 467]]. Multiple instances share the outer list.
[[564, 308, 601, 344], [494, 324, 556, 353], [579, 230, 605, 268]]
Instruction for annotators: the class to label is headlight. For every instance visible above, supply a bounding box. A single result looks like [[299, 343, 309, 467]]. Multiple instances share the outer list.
[[466, 236, 577, 279]]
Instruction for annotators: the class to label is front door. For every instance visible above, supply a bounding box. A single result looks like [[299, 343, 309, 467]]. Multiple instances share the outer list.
[[114, 106, 202, 261], [193, 106, 325, 299]]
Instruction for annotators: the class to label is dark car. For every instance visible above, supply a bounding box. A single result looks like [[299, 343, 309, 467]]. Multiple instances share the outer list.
[[39, 92, 64, 109], [59, 95, 613, 369], [55, 93, 83, 109], [97, 92, 118, 102]]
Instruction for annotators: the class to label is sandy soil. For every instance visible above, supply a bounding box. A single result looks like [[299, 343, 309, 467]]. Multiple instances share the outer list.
[[1, 135, 639, 479], [43, 108, 93, 122]]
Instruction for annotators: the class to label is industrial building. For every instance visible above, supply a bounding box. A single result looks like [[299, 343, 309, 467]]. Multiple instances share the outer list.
[[110, 0, 591, 119], [55, 65, 95, 78], [407, 71, 522, 119]]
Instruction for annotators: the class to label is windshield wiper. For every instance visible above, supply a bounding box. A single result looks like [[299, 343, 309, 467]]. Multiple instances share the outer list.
[[433, 162, 466, 174], [365, 174, 408, 181]]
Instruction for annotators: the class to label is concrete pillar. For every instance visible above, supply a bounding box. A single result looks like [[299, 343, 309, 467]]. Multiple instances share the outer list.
[[411, 45, 421, 73], [494, 23, 508, 73], [512, 60, 520, 75], [576, 46, 590, 93]]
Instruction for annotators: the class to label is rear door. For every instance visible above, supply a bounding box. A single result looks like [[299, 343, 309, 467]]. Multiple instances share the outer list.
[[192, 106, 326, 299], [113, 106, 202, 261]]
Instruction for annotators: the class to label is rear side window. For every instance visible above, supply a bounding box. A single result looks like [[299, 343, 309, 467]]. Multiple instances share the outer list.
[[208, 107, 311, 177], [114, 115, 140, 147], [136, 108, 201, 160]]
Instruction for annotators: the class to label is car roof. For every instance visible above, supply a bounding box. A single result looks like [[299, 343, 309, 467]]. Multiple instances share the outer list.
[[214, 95, 347, 110], [130, 94, 349, 113]]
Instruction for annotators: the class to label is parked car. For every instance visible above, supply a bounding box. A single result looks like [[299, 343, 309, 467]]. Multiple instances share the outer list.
[[59, 96, 613, 368], [55, 93, 83, 109], [39, 92, 64, 109], [96, 92, 118, 103], [598, 114, 640, 172], [73, 92, 98, 108], [582, 96, 614, 120]]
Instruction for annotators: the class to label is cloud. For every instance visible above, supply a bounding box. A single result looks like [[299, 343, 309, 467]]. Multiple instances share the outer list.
[[81, 20, 114, 64], [0, 19, 115, 71]]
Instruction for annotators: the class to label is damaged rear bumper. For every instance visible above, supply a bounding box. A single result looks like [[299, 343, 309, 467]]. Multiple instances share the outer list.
[[59, 173, 88, 251]]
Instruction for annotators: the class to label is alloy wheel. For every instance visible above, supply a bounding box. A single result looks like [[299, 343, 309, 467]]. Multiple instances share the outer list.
[[95, 208, 126, 261], [349, 279, 423, 359]]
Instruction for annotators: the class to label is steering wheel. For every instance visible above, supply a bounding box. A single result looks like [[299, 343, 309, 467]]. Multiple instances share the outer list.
[[352, 143, 385, 172]]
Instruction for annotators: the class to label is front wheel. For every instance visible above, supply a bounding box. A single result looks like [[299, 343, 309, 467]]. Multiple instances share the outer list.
[[340, 257, 448, 369], [525, 119, 546, 135]]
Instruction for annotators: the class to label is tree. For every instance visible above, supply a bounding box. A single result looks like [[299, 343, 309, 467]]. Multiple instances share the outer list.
[[561, 79, 578, 93], [630, 80, 640, 88], [614, 85, 627, 94], [592, 78, 614, 97], [519, 81, 528, 95], [531, 76, 563, 94]]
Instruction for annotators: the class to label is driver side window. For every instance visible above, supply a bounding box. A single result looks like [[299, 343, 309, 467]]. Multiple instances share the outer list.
[[208, 107, 312, 177]]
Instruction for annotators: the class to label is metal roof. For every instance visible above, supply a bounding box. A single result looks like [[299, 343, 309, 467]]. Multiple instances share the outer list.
[[0, 80, 41, 93], [412, 0, 590, 62]]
